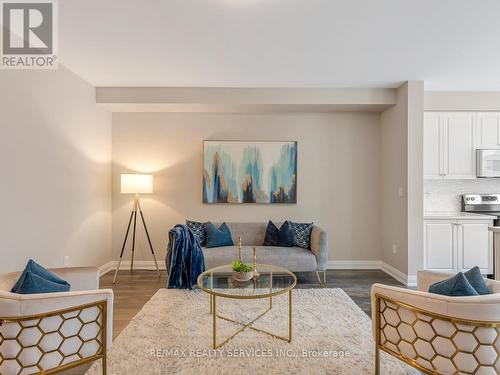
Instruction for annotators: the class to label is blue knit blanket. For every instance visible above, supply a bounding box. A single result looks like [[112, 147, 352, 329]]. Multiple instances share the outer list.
[[166, 224, 205, 289]]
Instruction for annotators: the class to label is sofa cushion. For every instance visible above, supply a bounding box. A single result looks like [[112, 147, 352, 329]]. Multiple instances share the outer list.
[[263, 221, 294, 247], [224, 222, 267, 245], [206, 222, 234, 248], [202, 245, 317, 272]]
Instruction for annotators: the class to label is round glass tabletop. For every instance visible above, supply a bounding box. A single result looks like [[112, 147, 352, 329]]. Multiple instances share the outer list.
[[197, 264, 297, 299]]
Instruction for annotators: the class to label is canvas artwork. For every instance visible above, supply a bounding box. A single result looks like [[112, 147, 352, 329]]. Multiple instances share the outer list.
[[203, 141, 297, 204]]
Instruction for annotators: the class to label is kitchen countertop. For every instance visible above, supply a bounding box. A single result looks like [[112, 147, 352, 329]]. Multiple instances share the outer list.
[[489, 227, 500, 232], [424, 211, 497, 220]]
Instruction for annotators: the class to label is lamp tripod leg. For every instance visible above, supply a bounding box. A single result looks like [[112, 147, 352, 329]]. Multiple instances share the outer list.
[[113, 210, 135, 284], [139, 205, 160, 278], [130, 198, 138, 271]]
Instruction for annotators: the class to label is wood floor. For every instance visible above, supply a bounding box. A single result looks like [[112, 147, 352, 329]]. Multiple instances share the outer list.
[[100, 269, 404, 339]]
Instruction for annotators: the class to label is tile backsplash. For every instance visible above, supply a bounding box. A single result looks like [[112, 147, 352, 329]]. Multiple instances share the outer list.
[[424, 179, 500, 211]]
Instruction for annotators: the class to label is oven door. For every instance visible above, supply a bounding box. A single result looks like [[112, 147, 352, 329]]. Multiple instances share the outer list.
[[477, 149, 500, 178]]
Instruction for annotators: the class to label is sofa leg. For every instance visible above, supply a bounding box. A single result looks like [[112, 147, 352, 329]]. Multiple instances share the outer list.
[[315, 271, 326, 287]]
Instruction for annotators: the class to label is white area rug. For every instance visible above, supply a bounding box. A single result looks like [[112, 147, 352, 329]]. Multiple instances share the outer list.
[[87, 288, 416, 374]]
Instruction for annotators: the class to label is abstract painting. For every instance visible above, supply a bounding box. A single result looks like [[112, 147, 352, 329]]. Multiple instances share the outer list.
[[203, 141, 297, 204]]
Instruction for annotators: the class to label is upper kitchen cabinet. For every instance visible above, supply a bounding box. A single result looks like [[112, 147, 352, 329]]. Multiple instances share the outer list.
[[424, 112, 442, 179], [424, 112, 476, 179], [444, 112, 476, 179], [476, 112, 500, 148]]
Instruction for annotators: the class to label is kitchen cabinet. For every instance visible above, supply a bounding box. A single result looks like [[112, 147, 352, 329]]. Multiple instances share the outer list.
[[424, 112, 476, 179], [424, 112, 442, 179], [459, 221, 492, 273], [476, 112, 500, 148], [423, 220, 455, 272], [444, 113, 476, 179], [424, 218, 493, 275]]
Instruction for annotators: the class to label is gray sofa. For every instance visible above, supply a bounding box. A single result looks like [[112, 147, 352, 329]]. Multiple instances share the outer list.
[[200, 222, 328, 284]]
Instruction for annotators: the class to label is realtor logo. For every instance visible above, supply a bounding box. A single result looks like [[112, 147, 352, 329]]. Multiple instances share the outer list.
[[1, 0, 58, 69]]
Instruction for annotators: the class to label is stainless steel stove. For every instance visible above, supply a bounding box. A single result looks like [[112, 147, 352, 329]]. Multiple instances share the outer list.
[[463, 194, 500, 279], [462, 194, 500, 226]]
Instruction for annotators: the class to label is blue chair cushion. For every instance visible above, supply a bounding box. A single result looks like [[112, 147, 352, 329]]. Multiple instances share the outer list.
[[11, 259, 70, 294], [428, 272, 479, 297], [263, 220, 294, 247], [464, 266, 491, 295], [13, 271, 70, 294], [205, 222, 234, 248]]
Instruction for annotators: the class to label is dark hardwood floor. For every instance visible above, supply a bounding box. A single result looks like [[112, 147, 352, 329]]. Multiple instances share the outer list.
[[100, 269, 404, 339]]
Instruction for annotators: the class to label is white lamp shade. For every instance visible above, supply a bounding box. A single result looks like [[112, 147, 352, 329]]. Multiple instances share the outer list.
[[121, 174, 153, 194]]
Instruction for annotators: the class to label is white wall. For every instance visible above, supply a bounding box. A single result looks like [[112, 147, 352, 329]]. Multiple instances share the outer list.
[[112, 112, 382, 264], [0, 67, 112, 273]]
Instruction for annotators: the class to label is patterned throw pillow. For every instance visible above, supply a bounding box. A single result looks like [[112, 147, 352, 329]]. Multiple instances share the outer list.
[[186, 220, 207, 247], [289, 221, 314, 249]]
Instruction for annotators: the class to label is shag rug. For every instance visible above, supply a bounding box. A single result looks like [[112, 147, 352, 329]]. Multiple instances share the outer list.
[[86, 288, 416, 374]]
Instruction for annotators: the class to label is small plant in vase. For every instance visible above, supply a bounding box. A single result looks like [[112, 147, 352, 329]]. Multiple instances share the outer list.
[[231, 260, 253, 282]]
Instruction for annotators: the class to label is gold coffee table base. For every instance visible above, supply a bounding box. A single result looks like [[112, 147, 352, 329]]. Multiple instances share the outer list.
[[210, 291, 292, 349], [198, 264, 297, 350]]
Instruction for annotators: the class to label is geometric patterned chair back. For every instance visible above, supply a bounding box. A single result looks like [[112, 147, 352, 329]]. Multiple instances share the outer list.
[[374, 294, 500, 374], [0, 301, 107, 374]]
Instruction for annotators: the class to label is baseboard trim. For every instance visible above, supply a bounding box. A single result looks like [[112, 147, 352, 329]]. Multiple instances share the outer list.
[[327, 260, 413, 286], [99, 259, 413, 286], [407, 274, 417, 287], [327, 260, 381, 270], [98, 261, 115, 276], [99, 260, 166, 276], [379, 262, 408, 286]]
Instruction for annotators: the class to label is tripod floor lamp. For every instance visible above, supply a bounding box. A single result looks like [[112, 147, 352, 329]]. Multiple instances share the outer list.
[[113, 173, 161, 284]]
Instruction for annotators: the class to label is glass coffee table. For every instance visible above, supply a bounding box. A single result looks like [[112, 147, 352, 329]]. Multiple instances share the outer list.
[[197, 264, 297, 349]]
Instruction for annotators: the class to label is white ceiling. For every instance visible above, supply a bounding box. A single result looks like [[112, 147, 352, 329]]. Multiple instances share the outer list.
[[60, 0, 500, 90]]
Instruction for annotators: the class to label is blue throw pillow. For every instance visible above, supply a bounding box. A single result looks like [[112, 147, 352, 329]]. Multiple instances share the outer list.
[[11, 259, 70, 293], [205, 222, 234, 248], [186, 220, 208, 246], [464, 266, 491, 295], [289, 221, 313, 249], [428, 272, 479, 297], [263, 221, 294, 247], [14, 271, 70, 294]]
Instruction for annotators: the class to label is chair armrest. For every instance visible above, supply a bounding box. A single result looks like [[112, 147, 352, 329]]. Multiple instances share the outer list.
[[49, 267, 100, 291], [310, 225, 328, 271], [486, 278, 500, 293], [0, 289, 114, 349]]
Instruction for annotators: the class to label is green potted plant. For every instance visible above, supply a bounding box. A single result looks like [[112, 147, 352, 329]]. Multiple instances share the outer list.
[[231, 260, 253, 282]]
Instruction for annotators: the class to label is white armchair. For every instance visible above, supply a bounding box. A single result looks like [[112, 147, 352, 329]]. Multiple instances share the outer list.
[[371, 270, 500, 374], [0, 267, 113, 374]]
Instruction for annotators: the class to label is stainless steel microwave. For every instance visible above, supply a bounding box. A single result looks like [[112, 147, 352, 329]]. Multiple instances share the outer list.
[[477, 149, 500, 177]]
